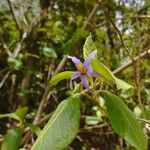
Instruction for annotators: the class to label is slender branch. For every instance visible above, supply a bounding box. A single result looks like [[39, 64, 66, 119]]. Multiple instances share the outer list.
[[54, 55, 68, 75], [37, 113, 53, 125], [82, 0, 101, 29], [135, 41, 144, 109], [21, 87, 52, 145], [7, 0, 21, 31], [0, 32, 12, 56], [137, 117, 150, 124], [112, 49, 150, 75], [33, 87, 52, 125], [12, 12, 43, 58], [8, 74, 16, 108], [11, 32, 27, 58], [33, 64, 53, 125], [0, 31, 27, 88], [96, 15, 150, 28], [0, 71, 11, 88], [79, 122, 108, 130], [109, 17, 134, 62]]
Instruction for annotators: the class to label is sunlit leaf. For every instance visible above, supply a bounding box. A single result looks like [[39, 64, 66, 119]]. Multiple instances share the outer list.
[[49, 71, 74, 86], [91, 58, 115, 83], [1, 128, 22, 150], [0, 107, 28, 122], [115, 78, 134, 90], [32, 95, 80, 150], [100, 90, 148, 150], [91, 58, 133, 90], [0, 113, 19, 121], [15, 107, 28, 122], [83, 34, 97, 59]]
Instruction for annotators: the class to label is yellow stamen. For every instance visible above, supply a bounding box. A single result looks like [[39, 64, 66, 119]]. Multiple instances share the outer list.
[[76, 64, 87, 74]]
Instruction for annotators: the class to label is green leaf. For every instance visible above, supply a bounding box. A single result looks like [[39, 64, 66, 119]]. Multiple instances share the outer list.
[[0, 113, 20, 121], [32, 95, 80, 150], [7, 57, 23, 70], [91, 58, 115, 83], [43, 47, 57, 59], [83, 34, 97, 59], [15, 107, 28, 122], [0, 107, 28, 122], [115, 78, 134, 90], [91, 58, 133, 90], [1, 128, 22, 150], [100, 91, 148, 150], [49, 71, 74, 86]]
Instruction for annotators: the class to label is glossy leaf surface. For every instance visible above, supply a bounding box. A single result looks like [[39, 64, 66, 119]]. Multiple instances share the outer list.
[[83, 34, 97, 59], [115, 78, 133, 90]]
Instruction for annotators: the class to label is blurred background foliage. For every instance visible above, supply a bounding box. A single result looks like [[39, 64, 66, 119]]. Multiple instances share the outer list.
[[0, 0, 150, 149]]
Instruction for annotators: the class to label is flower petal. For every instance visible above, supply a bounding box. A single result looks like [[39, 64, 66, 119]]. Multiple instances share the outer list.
[[81, 75, 89, 89], [87, 68, 100, 77], [70, 71, 80, 90], [84, 50, 97, 68], [68, 56, 83, 65]]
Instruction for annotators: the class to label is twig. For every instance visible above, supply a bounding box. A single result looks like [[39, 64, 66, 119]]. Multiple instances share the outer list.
[[80, 122, 108, 130], [76, 135, 84, 143], [0, 32, 12, 56], [135, 40, 145, 110], [0, 71, 11, 88], [96, 15, 150, 28], [6, 0, 21, 31], [137, 117, 150, 124], [82, 0, 101, 29], [109, 17, 134, 62], [37, 113, 53, 125], [21, 131, 31, 146], [11, 12, 43, 59], [8, 74, 16, 108], [112, 49, 150, 75], [33, 87, 52, 125], [11, 32, 27, 58], [53, 55, 68, 75], [22, 67, 53, 146]]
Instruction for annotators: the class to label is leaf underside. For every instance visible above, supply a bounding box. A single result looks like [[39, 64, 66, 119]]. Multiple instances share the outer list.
[[31, 95, 80, 150]]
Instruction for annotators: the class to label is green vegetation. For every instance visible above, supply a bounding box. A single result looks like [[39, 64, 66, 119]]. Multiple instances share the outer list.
[[0, 0, 150, 149]]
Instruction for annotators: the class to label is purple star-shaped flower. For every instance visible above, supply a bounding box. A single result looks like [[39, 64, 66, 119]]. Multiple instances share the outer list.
[[68, 50, 99, 89]]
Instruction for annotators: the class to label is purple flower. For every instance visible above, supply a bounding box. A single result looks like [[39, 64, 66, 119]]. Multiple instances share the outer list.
[[68, 50, 99, 89]]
